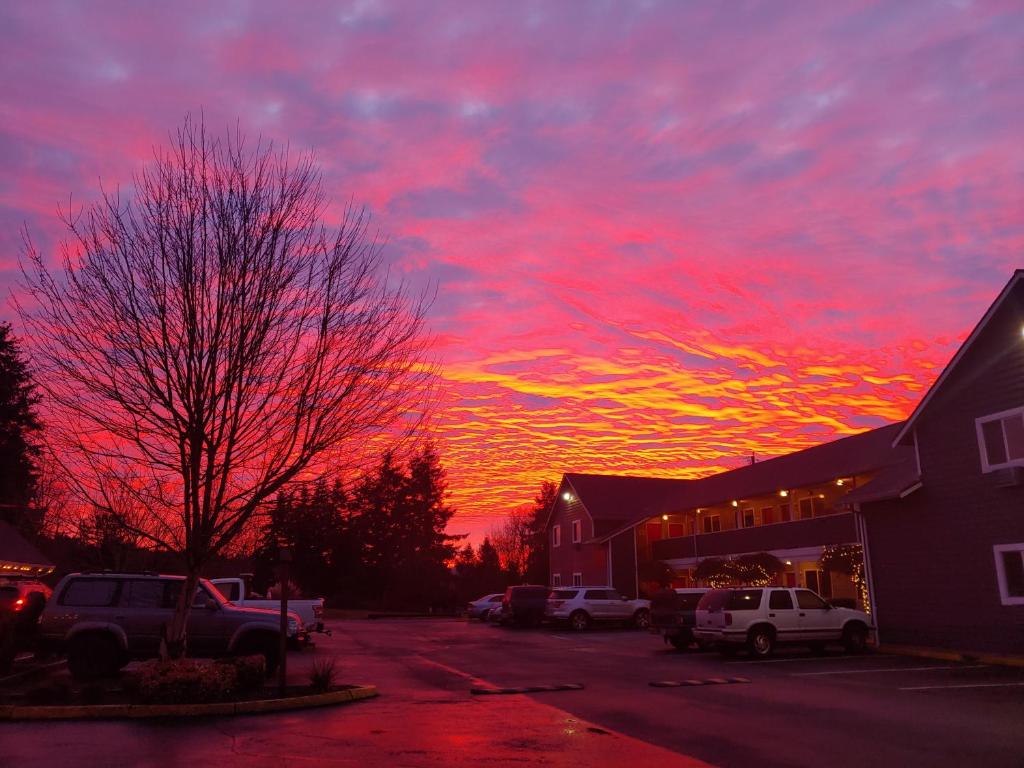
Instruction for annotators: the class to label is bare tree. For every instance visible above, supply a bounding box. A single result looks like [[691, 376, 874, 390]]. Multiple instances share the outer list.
[[19, 117, 432, 655], [490, 507, 532, 581]]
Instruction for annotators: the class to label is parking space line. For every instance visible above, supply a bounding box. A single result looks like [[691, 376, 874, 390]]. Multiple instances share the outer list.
[[726, 654, 894, 665], [900, 681, 1024, 691], [792, 664, 988, 677]]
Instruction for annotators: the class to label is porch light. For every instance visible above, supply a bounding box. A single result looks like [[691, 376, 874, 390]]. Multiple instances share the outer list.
[[779, 490, 788, 498], [562, 492, 572, 501], [818, 494, 825, 499], [836, 479, 845, 486], [661, 514, 669, 521], [731, 500, 738, 507], [785, 560, 792, 566]]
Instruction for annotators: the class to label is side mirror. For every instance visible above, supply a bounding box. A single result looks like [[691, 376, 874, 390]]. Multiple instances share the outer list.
[[825, 603, 834, 610], [205, 598, 220, 610]]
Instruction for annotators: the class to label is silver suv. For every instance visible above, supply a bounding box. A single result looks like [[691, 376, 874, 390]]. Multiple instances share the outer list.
[[694, 586, 872, 658], [38, 572, 301, 679], [545, 587, 651, 631]]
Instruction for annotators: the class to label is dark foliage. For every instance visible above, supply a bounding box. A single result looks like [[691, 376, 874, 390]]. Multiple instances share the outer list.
[[0, 323, 42, 536]]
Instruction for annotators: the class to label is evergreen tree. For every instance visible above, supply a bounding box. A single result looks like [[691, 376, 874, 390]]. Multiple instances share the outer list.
[[0, 323, 41, 535], [525, 480, 557, 584]]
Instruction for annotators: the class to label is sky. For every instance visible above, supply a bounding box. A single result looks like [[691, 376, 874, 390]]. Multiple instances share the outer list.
[[1, 1, 1022, 544]]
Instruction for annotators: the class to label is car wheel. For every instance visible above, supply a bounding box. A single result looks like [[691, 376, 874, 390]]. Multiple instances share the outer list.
[[68, 633, 121, 680], [569, 610, 590, 631], [668, 634, 691, 651], [747, 626, 775, 658], [632, 609, 651, 630], [842, 623, 868, 654]]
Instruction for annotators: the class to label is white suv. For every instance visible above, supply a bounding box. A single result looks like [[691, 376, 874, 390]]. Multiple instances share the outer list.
[[693, 587, 872, 658], [545, 587, 650, 631]]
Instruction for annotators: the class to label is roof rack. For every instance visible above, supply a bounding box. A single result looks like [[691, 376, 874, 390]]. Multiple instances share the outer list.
[[79, 569, 161, 576]]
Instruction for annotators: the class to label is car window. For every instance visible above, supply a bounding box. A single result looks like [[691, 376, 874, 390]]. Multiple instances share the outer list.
[[489, 594, 503, 602], [125, 580, 167, 609], [697, 589, 731, 611], [583, 589, 607, 600], [606, 590, 623, 600], [214, 582, 240, 601], [726, 590, 763, 610], [61, 579, 120, 607], [549, 590, 578, 599], [769, 590, 794, 610], [676, 593, 704, 610], [795, 590, 829, 609], [192, 586, 215, 608]]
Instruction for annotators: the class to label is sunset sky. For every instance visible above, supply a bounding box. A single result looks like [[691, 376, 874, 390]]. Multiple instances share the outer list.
[[2, 1, 1022, 543]]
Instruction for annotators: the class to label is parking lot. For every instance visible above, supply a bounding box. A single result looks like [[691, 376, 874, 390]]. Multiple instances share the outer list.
[[5, 617, 1024, 767]]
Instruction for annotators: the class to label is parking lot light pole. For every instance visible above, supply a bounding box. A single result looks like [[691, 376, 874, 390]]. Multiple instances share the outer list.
[[277, 546, 292, 696]]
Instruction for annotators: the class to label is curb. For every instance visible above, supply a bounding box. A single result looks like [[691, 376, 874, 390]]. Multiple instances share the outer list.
[[0, 684, 377, 721], [650, 677, 750, 688], [878, 644, 1024, 669], [471, 683, 584, 695]]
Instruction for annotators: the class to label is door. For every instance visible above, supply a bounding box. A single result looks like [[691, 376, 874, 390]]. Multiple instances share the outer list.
[[603, 589, 632, 620], [766, 589, 800, 641], [187, 584, 231, 656], [795, 589, 840, 641], [583, 589, 612, 619], [120, 579, 172, 655]]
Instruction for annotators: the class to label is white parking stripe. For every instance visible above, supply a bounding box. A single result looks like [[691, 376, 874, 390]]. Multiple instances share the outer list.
[[726, 655, 894, 664], [792, 664, 988, 677], [901, 681, 1024, 691]]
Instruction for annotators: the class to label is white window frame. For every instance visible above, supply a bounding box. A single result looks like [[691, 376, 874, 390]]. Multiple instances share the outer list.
[[551, 573, 561, 587], [976, 406, 1024, 472], [993, 543, 1024, 606], [571, 519, 582, 544], [552, 524, 561, 548], [572, 572, 583, 587]]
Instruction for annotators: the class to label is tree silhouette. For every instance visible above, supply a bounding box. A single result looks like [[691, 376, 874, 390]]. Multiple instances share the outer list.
[[0, 323, 41, 536]]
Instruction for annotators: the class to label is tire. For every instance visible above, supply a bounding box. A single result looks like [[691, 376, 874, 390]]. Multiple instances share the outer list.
[[842, 623, 868, 654], [236, 633, 280, 676], [632, 609, 651, 630], [569, 610, 590, 631], [747, 626, 775, 659], [668, 634, 692, 651], [68, 633, 121, 680]]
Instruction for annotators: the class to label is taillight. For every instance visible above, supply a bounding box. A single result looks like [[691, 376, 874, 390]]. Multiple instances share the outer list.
[[724, 612, 733, 626], [14, 597, 24, 611]]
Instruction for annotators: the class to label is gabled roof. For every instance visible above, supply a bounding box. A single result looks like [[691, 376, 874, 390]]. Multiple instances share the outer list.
[[839, 454, 921, 506], [893, 269, 1024, 447], [0, 521, 54, 572], [564, 422, 910, 543]]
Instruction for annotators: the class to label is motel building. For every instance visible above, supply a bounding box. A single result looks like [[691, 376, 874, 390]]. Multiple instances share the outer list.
[[546, 422, 910, 608], [546, 269, 1024, 656]]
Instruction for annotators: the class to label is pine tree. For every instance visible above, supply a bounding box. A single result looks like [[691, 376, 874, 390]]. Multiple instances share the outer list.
[[0, 323, 41, 535]]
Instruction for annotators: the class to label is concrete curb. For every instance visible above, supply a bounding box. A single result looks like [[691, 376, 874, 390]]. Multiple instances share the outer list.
[[878, 644, 1024, 669], [0, 684, 377, 720], [650, 677, 751, 688], [470, 683, 584, 695]]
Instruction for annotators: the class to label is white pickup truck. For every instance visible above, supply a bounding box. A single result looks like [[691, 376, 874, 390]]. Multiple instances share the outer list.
[[211, 577, 326, 635]]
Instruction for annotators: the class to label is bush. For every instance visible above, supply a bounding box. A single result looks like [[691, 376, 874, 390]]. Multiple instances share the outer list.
[[308, 656, 337, 693], [215, 654, 265, 697], [136, 659, 238, 704]]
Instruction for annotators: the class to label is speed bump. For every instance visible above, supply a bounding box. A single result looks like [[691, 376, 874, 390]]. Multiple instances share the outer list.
[[649, 677, 750, 688], [471, 683, 584, 695]]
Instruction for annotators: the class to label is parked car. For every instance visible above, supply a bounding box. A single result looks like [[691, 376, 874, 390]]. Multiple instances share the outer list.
[[466, 593, 504, 620], [0, 578, 53, 667], [693, 586, 873, 658], [498, 585, 549, 627], [649, 586, 708, 650], [210, 577, 325, 634], [545, 587, 651, 631], [38, 572, 303, 679]]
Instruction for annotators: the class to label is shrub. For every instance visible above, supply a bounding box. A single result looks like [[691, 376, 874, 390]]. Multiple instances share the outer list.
[[136, 659, 238, 704], [215, 654, 265, 697], [308, 656, 337, 693]]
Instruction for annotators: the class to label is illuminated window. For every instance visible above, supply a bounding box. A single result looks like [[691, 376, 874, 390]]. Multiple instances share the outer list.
[[976, 407, 1024, 472], [993, 544, 1024, 605], [572, 572, 582, 587], [571, 520, 582, 544], [551, 573, 562, 587], [552, 525, 561, 548]]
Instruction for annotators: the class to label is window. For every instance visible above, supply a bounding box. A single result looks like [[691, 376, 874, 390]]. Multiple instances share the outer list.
[[795, 589, 829, 609], [572, 572, 582, 587], [742, 508, 756, 528], [550, 589, 578, 599], [60, 579, 120, 607], [993, 544, 1024, 605], [551, 573, 562, 587], [977, 408, 1024, 472], [584, 589, 607, 599], [571, 519, 582, 544], [761, 507, 774, 525], [552, 525, 561, 548], [769, 590, 793, 610], [803, 569, 832, 597], [125, 580, 167, 609], [726, 589, 763, 610], [798, 498, 814, 520], [813, 497, 827, 516], [214, 581, 240, 601], [702, 514, 721, 534]]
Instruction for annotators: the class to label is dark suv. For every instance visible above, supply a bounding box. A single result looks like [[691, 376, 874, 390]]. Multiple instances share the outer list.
[[649, 587, 708, 650], [38, 572, 301, 679], [499, 585, 549, 627]]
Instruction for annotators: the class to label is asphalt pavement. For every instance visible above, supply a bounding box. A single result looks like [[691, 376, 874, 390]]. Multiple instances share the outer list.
[[3, 618, 1023, 767]]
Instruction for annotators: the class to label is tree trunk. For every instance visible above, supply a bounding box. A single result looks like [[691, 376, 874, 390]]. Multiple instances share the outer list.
[[163, 569, 200, 660]]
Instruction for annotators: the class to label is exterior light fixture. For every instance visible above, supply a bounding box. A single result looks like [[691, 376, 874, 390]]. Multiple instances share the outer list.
[[785, 560, 792, 566], [562, 492, 572, 501], [662, 514, 669, 521], [836, 479, 845, 486], [731, 500, 738, 507], [818, 494, 825, 499], [779, 490, 788, 498]]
